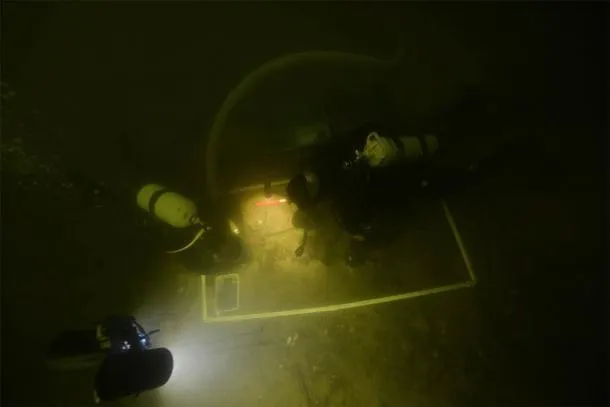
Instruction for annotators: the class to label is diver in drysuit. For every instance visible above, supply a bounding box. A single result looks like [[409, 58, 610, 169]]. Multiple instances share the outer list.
[[286, 121, 438, 264], [47, 315, 172, 403], [286, 90, 531, 266], [93, 315, 168, 402]]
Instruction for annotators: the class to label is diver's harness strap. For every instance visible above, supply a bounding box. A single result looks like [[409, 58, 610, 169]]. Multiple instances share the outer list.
[[393, 134, 431, 161]]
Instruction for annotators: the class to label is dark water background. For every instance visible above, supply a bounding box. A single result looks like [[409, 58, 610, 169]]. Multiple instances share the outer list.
[[1, 3, 606, 406]]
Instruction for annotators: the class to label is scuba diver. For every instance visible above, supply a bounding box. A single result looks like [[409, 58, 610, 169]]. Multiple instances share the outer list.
[[286, 89, 531, 266], [286, 121, 438, 265], [47, 315, 172, 403], [135, 183, 245, 274]]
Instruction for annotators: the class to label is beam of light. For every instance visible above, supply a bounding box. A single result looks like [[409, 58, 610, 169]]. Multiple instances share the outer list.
[[156, 327, 214, 403]]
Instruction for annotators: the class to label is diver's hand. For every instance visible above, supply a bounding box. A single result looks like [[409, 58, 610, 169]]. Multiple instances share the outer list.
[[295, 230, 308, 258], [295, 245, 305, 258]]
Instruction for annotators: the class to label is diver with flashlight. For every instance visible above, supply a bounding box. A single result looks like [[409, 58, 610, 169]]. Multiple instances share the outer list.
[[47, 315, 173, 403]]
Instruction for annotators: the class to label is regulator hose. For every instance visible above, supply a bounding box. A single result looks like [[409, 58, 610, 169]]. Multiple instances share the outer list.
[[165, 227, 206, 254], [205, 48, 405, 200]]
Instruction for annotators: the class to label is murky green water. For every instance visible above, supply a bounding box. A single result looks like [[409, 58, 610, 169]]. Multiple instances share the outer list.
[[2, 3, 605, 406]]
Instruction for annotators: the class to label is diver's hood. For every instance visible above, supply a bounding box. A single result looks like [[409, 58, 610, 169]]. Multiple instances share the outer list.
[[303, 170, 320, 198], [94, 347, 173, 402]]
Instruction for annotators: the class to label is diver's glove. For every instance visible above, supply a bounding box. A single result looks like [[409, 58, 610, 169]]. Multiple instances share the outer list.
[[295, 229, 309, 258], [295, 245, 305, 258]]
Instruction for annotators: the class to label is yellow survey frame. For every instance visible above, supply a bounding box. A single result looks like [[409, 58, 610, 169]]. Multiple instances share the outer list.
[[201, 199, 476, 322]]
